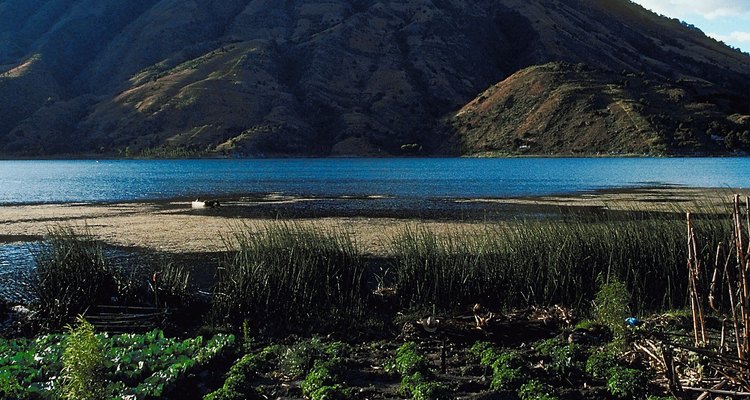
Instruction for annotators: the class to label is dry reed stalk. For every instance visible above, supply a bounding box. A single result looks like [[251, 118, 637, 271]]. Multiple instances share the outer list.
[[732, 195, 749, 368], [696, 379, 728, 400], [725, 242, 744, 362], [683, 385, 750, 398], [709, 243, 723, 311], [687, 213, 707, 345], [733, 197, 747, 329], [743, 198, 750, 362]]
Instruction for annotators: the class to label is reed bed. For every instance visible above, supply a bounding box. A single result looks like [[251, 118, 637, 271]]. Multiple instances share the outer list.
[[31, 226, 118, 329], [212, 223, 367, 331], [391, 210, 730, 314]]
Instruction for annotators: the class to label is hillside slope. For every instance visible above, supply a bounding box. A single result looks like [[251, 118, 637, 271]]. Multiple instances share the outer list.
[[450, 62, 750, 156], [0, 0, 749, 156]]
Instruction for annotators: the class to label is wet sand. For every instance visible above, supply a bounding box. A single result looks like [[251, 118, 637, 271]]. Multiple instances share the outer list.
[[0, 187, 746, 256]]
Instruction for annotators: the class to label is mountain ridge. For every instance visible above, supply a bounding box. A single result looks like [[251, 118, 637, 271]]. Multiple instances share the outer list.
[[1, 0, 749, 157]]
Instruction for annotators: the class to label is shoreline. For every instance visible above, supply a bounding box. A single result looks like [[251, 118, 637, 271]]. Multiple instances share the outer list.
[[1, 187, 746, 256], [1, 152, 748, 160], [0, 183, 737, 207]]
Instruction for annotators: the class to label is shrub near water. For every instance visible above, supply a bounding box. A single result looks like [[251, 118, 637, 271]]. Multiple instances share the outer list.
[[31, 226, 118, 329], [212, 223, 366, 331], [60, 316, 106, 400], [392, 212, 727, 312]]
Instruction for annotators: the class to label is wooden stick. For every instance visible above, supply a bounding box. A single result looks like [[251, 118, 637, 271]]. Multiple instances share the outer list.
[[710, 242, 723, 312], [634, 343, 665, 369], [682, 386, 750, 396], [734, 195, 744, 267], [724, 242, 744, 362], [697, 379, 728, 400], [742, 197, 750, 363], [661, 344, 682, 395], [664, 342, 746, 364], [744, 259, 750, 363], [688, 214, 707, 344], [688, 213, 701, 346], [733, 195, 749, 364]]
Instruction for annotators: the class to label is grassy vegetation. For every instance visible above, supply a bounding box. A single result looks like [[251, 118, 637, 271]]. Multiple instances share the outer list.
[[26, 208, 731, 334], [390, 211, 728, 313], [31, 227, 119, 329], [212, 223, 367, 332], [7, 205, 742, 398], [28, 226, 197, 330]]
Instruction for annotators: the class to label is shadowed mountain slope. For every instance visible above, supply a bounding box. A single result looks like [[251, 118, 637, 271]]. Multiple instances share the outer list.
[[0, 0, 748, 156]]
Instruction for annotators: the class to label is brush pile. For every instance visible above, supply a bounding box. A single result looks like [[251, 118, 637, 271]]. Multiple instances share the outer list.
[[635, 195, 750, 398]]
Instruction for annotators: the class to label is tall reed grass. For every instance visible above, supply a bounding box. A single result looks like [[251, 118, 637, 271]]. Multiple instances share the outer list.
[[212, 223, 366, 331], [31, 227, 117, 329], [391, 210, 730, 313]]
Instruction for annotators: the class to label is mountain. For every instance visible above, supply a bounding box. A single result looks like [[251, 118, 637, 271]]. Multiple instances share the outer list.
[[449, 62, 750, 156], [0, 0, 749, 157]]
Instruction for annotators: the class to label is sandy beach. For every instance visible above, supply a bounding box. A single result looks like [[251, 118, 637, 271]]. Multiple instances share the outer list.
[[1, 187, 745, 256]]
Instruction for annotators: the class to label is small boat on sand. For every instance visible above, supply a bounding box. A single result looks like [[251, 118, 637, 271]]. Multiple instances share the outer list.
[[191, 199, 220, 209]]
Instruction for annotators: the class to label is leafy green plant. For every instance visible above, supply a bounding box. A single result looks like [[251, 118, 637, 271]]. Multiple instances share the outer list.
[[585, 345, 621, 379], [490, 352, 524, 391], [535, 339, 584, 378], [400, 371, 449, 400], [385, 342, 431, 377], [207, 339, 348, 400], [60, 316, 106, 400], [594, 278, 631, 338], [0, 328, 234, 399], [385, 342, 449, 399], [301, 360, 347, 400], [204, 354, 265, 400], [0, 367, 24, 399], [470, 342, 525, 390], [307, 384, 347, 400], [204, 344, 281, 400], [518, 379, 558, 400], [469, 341, 496, 366], [279, 338, 347, 379], [607, 366, 648, 399]]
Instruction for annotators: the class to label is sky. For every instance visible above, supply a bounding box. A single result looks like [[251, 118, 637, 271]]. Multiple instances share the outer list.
[[631, 0, 750, 51]]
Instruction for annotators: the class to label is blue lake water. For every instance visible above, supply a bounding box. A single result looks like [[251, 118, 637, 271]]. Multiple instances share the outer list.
[[0, 158, 749, 205]]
